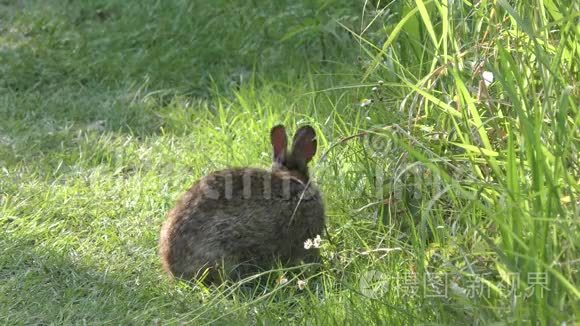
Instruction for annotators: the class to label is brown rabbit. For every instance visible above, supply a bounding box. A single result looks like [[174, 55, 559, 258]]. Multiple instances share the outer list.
[[159, 125, 325, 283]]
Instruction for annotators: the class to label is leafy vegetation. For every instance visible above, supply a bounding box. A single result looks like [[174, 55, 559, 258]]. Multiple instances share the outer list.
[[1, 0, 578, 324]]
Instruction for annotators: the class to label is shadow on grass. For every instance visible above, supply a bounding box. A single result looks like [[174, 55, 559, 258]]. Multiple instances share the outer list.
[[0, 231, 248, 324], [0, 0, 361, 173], [0, 229, 334, 324], [0, 0, 359, 92]]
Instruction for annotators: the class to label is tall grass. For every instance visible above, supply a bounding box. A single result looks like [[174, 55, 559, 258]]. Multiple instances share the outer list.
[[348, 0, 579, 323], [0, 0, 577, 324]]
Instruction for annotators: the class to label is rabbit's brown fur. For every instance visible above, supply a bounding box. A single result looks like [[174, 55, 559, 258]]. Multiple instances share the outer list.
[[159, 125, 325, 283]]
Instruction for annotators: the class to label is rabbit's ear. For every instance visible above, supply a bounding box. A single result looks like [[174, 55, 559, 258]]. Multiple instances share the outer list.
[[270, 125, 288, 163], [291, 125, 317, 163]]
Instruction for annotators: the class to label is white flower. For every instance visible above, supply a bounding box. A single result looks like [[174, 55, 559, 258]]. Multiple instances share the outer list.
[[277, 275, 288, 285], [360, 99, 373, 107], [297, 279, 307, 290], [304, 238, 313, 250], [312, 234, 322, 248], [304, 235, 322, 250], [482, 71, 494, 86]]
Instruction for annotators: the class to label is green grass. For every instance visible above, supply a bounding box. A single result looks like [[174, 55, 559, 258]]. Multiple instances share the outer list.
[[1, 0, 578, 324]]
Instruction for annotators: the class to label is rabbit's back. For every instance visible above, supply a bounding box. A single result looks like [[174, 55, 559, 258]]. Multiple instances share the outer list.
[[159, 168, 325, 281]]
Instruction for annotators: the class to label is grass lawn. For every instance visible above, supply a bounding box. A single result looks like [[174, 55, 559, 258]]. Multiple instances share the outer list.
[[1, 0, 578, 324]]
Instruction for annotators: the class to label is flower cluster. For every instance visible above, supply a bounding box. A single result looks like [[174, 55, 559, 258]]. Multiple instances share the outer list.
[[277, 274, 308, 290], [304, 235, 322, 250]]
